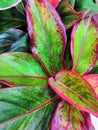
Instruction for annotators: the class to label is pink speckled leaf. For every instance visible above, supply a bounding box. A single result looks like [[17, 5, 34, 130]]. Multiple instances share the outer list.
[[51, 101, 94, 130], [48, 70, 98, 117], [26, 0, 66, 76], [49, 0, 61, 8], [84, 74, 98, 97], [71, 13, 98, 75]]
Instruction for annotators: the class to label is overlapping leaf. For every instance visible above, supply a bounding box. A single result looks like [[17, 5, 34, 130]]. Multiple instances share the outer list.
[[0, 53, 48, 87], [0, 29, 29, 53], [57, 0, 88, 29], [0, 0, 21, 10], [84, 74, 98, 97], [0, 3, 26, 32], [51, 101, 94, 130], [71, 13, 98, 74], [75, 0, 98, 14], [26, 0, 66, 76], [0, 86, 58, 129], [48, 70, 98, 117]]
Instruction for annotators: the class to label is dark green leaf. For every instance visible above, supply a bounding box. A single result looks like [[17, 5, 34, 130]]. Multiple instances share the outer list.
[[0, 86, 58, 130], [75, 0, 98, 14], [0, 29, 30, 53], [57, 0, 88, 29], [0, 3, 26, 32]]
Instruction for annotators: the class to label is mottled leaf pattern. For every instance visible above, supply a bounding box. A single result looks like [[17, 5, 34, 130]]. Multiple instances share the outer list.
[[0, 53, 48, 87], [51, 101, 94, 130], [71, 13, 98, 74], [48, 70, 98, 116], [26, 0, 66, 76]]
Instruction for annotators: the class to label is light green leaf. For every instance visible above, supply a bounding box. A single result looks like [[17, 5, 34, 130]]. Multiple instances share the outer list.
[[0, 53, 48, 86], [0, 0, 21, 10]]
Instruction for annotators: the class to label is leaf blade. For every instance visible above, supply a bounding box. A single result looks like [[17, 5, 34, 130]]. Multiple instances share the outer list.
[[0, 52, 48, 86], [0, 86, 58, 129], [26, 0, 66, 76], [71, 13, 98, 74], [48, 70, 98, 117]]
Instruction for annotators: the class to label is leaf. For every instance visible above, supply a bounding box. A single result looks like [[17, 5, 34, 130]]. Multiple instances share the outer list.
[[49, 0, 61, 8], [0, 0, 21, 10], [0, 53, 48, 87], [48, 70, 98, 117], [0, 3, 26, 32], [71, 13, 98, 75], [84, 74, 98, 97], [75, 0, 98, 15], [0, 29, 29, 53], [90, 61, 98, 74], [57, 0, 88, 29], [0, 86, 58, 130], [51, 101, 94, 130], [26, 0, 66, 76]]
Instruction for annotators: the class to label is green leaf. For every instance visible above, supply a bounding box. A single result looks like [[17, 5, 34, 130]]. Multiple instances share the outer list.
[[0, 86, 58, 130], [51, 101, 94, 130], [57, 0, 88, 29], [71, 13, 98, 74], [0, 0, 21, 10], [26, 0, 66, 76], [90, 62, 98, 74], [0, 53, 48, 86], [0, 29, 30, 53], [0, 3, 26, 32], [75, 0, 98, 14], [48, 70, 98, 117]]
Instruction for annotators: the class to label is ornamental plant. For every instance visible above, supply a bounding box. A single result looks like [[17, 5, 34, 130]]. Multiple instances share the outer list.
[[0, 0, 98, 129]]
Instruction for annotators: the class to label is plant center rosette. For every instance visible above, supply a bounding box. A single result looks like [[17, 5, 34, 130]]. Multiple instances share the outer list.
[[0, 0, 98, 129]]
